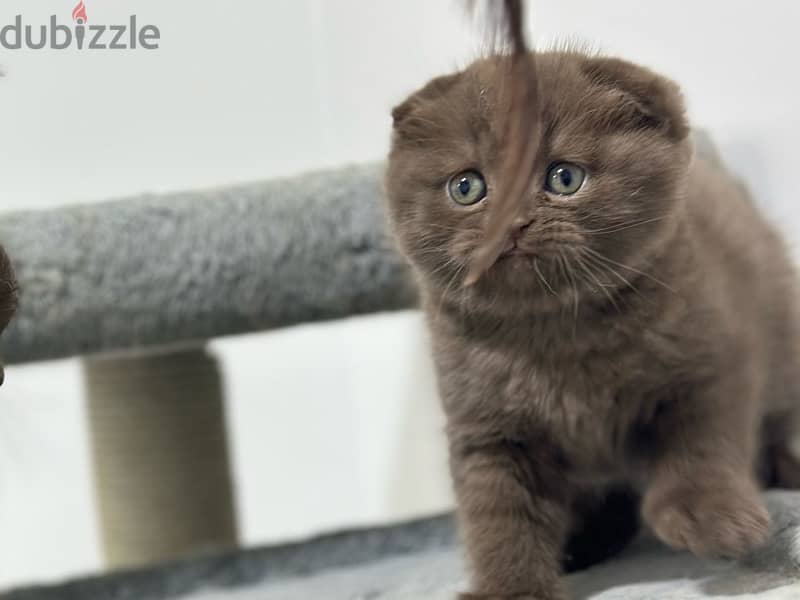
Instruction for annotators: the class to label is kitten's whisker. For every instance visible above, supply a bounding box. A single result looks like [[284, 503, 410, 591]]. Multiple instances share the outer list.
[[557, 250, 580, 335], [414, 250, 454, 263], [574, 251, 620, 312], [581, 215, 671, 236], [584, 247, 677, 294], [581, 252, 637, 312], [410, 243, 448, 255], [425, 224, 468, 233], [534, 259, 557, 296], [581, 251, 641, 297], [427, 256, 464, 280], [435, 263, 466, 321]]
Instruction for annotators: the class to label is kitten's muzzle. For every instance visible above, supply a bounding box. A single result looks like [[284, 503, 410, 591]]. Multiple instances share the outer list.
[[497, 217, 536, 259]]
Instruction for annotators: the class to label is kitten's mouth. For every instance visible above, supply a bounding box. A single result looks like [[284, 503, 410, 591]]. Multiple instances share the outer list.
[[497, 242, 534, 261], [498, 250, 527, 261], [494, 242, 562, 272]]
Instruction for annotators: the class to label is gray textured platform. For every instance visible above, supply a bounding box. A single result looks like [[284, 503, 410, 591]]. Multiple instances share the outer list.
[[4, 492, 799, 600], [0, 163, 415, 364]]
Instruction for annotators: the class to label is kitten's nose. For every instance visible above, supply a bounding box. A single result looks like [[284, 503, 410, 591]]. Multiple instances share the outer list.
[[510, 217, 535, 241]]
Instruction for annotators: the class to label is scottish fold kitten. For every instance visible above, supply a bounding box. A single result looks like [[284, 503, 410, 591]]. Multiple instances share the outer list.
[[385, 48, 800, 600]]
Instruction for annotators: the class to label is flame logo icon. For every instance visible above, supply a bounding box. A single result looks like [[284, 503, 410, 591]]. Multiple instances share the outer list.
[[72, 1, 88, 24]]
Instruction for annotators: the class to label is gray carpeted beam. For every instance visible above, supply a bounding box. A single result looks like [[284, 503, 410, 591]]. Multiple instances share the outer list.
[[0, 163, 416, 365], [0, 513, 457, 600]]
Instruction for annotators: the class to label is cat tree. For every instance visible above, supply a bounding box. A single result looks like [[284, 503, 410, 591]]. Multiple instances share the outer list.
[[1, 139, 799, 599], [0, 163, 415, 570]]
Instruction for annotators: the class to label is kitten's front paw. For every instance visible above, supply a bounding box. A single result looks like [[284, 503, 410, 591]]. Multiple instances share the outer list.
[[643, 476, 770, 558]]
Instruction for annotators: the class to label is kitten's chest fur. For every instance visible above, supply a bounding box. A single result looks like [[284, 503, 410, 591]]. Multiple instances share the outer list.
[[430, 293, 696, 480]]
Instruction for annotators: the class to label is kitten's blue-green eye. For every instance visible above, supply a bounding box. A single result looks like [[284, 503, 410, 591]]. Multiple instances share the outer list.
[[448, 170, 487, 206], [545, 162, 586, 195]]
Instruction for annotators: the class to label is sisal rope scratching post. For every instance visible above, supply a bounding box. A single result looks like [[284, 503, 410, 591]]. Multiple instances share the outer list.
[[84, 346, 238, 569]]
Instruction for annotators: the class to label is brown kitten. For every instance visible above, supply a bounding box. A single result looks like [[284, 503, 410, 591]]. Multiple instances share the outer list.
[[385, 49, 800, 600]]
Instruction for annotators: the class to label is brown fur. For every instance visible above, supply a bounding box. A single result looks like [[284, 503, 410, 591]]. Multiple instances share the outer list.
[[0, 243, 18, 385], [385, 49, 800, 599]]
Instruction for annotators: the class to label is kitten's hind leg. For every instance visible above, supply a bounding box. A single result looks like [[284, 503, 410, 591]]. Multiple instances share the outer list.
[[562, 485, 640, 573]]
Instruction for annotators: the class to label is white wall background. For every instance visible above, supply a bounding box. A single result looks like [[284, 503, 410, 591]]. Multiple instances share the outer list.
[[1, 0, 799, 591]]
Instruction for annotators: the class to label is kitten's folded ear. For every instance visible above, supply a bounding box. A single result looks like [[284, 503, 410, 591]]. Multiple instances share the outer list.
[[391, 72, 461, 140], [582, 57, 689, 142]]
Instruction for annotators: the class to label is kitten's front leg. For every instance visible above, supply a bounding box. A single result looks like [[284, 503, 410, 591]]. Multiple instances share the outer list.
[[450, 438, 569, 600], [642, 377, 770, 558]]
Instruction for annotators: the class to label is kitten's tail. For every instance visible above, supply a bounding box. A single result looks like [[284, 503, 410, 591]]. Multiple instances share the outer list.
[[464, 0, 542, 286]]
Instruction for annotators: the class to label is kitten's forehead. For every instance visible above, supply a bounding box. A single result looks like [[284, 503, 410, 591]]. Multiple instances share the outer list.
[[406, 52, 602, 148], [395, 49, 687, 168], [471, 52, 625, 135]]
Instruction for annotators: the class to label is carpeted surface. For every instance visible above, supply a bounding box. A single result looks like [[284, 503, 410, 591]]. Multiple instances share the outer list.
[[4, 492, 798, 599]]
